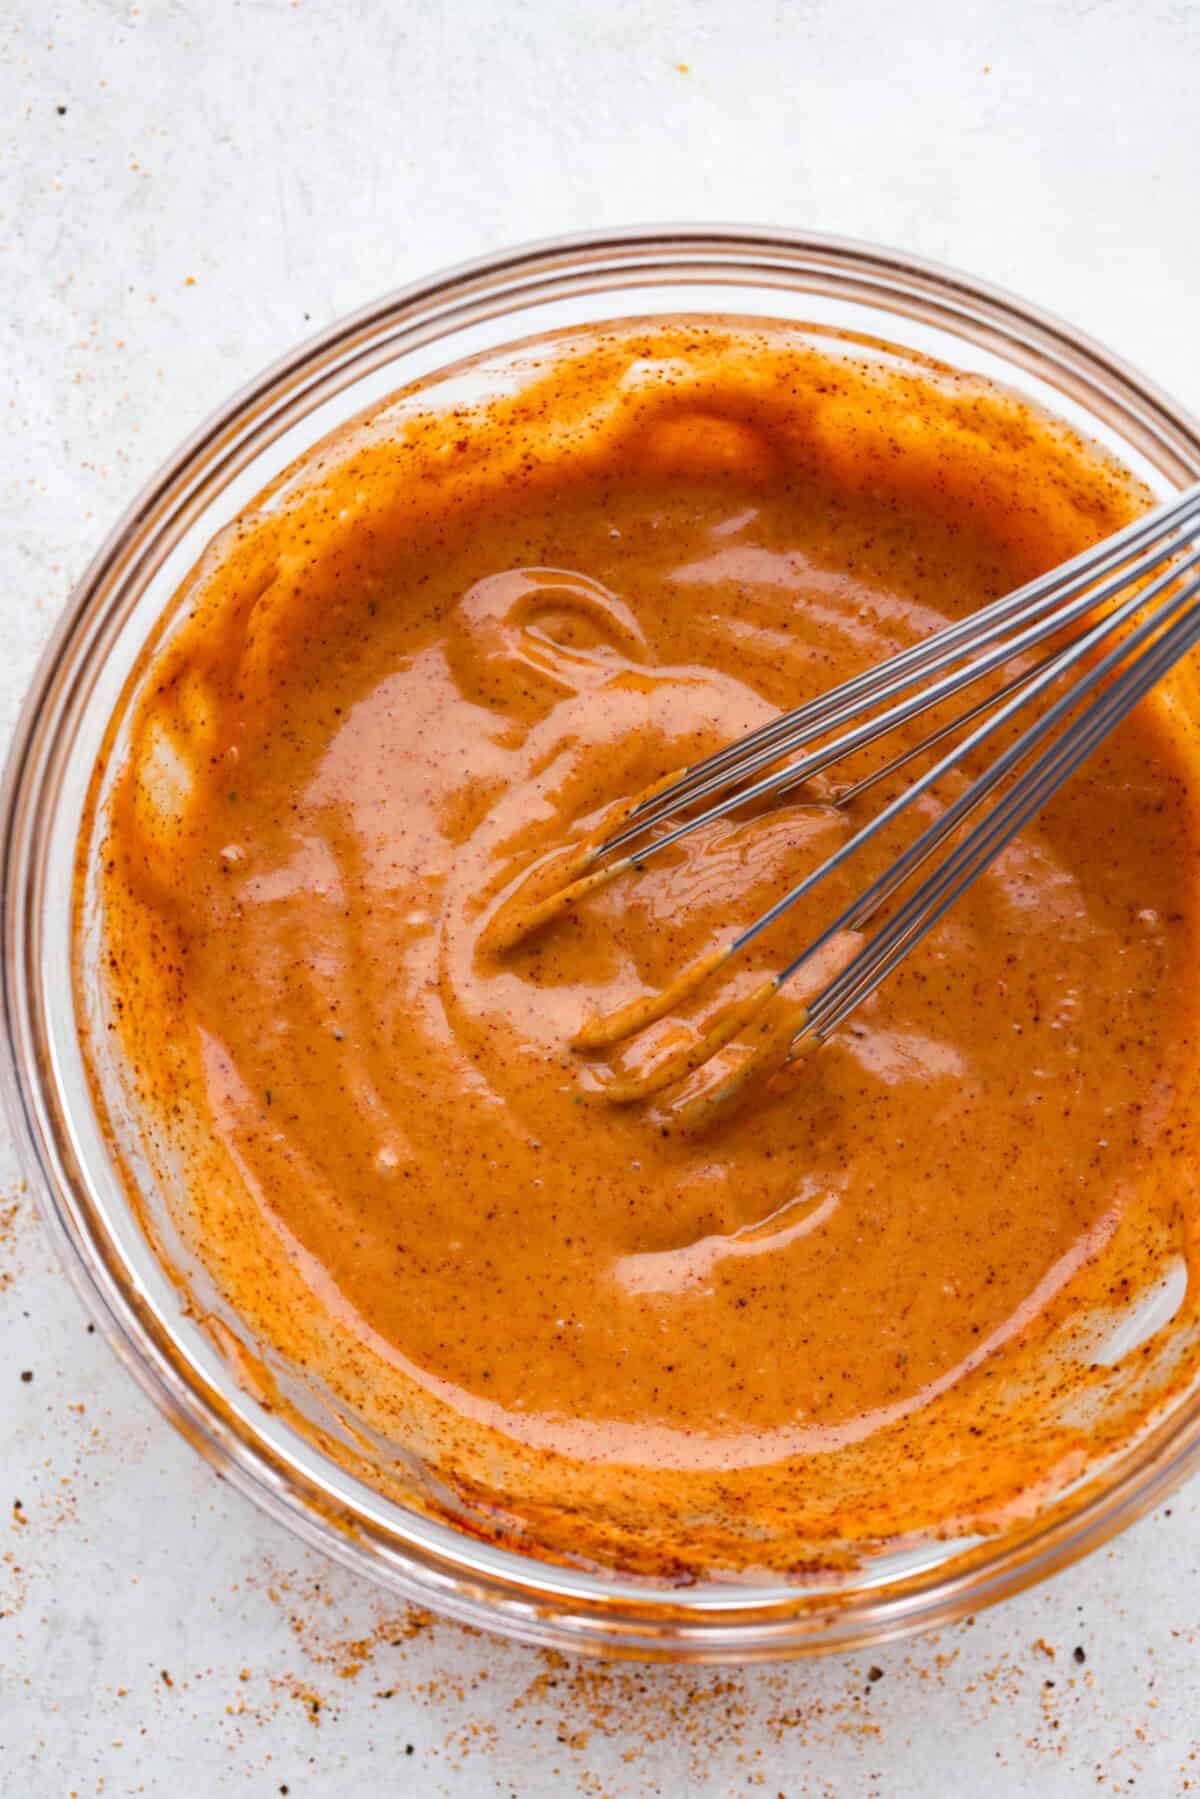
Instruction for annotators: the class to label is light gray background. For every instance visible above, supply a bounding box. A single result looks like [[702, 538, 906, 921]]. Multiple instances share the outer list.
[[3, 2, 1200, 1793]]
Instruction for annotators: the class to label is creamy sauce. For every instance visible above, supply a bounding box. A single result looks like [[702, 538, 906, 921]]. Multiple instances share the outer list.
[[82, 321, 1200, 1575]]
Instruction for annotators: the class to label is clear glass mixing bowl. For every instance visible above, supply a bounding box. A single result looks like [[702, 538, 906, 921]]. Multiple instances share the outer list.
[[5, 228, 1200, 1661]]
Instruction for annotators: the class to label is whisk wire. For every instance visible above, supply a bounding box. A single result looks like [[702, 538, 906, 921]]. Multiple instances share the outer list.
[[732, 539, 1200, 972], [806, 576, 1200, 1041], [609, 484, 1200, 850], [504, 482, 1200, 1098], [598, 525, 1200, 931]]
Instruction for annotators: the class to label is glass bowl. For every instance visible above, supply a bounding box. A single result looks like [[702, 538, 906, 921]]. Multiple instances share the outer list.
[[6, 227, 1200, 1663]]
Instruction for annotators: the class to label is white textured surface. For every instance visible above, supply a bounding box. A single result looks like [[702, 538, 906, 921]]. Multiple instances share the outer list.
[[4, 2, 1200, 1793]]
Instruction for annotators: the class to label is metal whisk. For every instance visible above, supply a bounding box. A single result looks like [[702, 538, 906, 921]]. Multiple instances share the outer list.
[[501, 481, 1200, 1106]]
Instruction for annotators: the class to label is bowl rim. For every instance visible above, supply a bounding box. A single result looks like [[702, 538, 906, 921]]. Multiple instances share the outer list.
[[6, 223, 1200, 1662]]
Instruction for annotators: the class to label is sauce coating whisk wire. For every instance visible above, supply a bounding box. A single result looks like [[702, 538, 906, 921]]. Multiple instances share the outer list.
[[502, 481, 1200, 1102]]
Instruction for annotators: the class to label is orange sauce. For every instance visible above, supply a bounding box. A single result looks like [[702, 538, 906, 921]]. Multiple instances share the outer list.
[[81, 321, 1200, 1575]]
